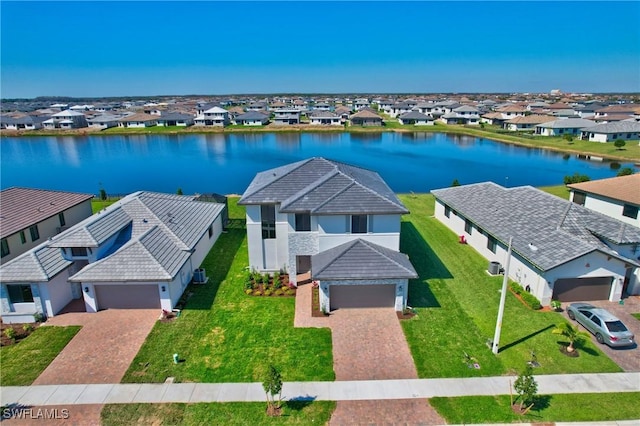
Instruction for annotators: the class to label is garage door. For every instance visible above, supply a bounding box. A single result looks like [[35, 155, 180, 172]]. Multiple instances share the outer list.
[[95, 285, 161, 310], [552, 277, 612, 302], [330, 284, 395, 310]]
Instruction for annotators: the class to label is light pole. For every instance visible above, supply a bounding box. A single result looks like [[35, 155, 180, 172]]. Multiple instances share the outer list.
[[492, 236, 512, 355]]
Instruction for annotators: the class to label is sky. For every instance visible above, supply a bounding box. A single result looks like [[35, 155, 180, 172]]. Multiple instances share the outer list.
[[1, 1, 639, 98]]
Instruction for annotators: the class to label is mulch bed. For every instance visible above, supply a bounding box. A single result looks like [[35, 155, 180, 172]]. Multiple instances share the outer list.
[[558, 342, 580, 357], [311, 285, 329, 317], [1, 321, 39, 347], [397, 311, 416, 320]]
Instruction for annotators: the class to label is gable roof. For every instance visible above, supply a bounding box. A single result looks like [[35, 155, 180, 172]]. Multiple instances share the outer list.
[[536, 118, 597, 129], [119, 113, 157, 123], [568, 174, 640, 206], [431, 182, 640, 272], [581, 121, 640, 133], [0, 192, 225, 283], [350, 109, 382, 120], [399, 111, 430, 120], [238, 157, 408, 214], [235, 111, 269, 121], [311, 239, 417, 280], [0, 187, 93, 238]]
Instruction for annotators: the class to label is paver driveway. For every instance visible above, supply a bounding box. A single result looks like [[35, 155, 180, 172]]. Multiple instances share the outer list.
[[295, 283, 445, 425], [563, 296, 640, 372], [33, 308, 158, 385]]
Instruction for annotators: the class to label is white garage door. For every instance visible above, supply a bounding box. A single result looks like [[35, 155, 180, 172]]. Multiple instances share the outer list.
[[330, 284, 395, 310], [95, 285, 161, 310]]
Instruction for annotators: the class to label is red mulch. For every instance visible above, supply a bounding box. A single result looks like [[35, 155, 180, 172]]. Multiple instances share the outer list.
[[1, 320, 39, 347], [397, 311, 416, 320]]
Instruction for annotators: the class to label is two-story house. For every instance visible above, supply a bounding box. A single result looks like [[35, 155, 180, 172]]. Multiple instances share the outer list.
[[194, 106, 231, 127], [238, 158, 417, 312], [0, 191, 226, 323], [1, 187, 94, 263]]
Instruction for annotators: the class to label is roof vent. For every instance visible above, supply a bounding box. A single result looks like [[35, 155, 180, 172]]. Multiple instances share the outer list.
[[528, 243, 538, 252], [142, 219, 148, 223]]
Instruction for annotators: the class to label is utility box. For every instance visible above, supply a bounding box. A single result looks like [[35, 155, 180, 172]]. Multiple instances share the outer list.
[[488, 261, 501, 275]]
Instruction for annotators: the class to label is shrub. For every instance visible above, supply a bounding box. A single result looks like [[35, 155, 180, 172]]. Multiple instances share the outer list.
[[244, 280, 253, 290], [617, 167, 634, 177], [613, 139, 626, 150], [508, 281, 522, 295], [33, 312, 46, 323], [245, 289, 253, 295], [563, 134, 573, 142], [4, 328, 17, 340], [274, 289, 284, 296], [23, 323, 35, 333], [564, 172, 590, 185], [509, 282, 541, 310], [264, 289, 272, 296]]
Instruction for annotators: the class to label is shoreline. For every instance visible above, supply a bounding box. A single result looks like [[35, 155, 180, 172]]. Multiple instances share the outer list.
[[2, 125, 639, 163]]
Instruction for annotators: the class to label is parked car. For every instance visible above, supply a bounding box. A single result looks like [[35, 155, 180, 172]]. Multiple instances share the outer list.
[[567, 303, 635, 348]]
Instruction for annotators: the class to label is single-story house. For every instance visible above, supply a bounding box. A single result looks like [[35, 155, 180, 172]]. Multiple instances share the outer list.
[[156, 112, 195, 127], [350, 109, 383, 126], [0, 191, 226, 323], [503, 115, 555, 131], [2, 115, 48, 130], [568, 173, 640, 228], [432, 182, 640, 306], [118, 113, 158, 128], [87, 114, 120, 129], [535, 118, 597, 136], [398, 110, 433, 126], [238, 157, 416, 312], [1, 187, 94, 263], [234, 111, 270, 126], [580, 121, 640, 142], [309, 111, 341, 126]]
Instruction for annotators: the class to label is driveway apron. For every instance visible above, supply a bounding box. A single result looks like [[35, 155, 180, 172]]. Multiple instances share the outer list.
[[295, 284, 445, 424]]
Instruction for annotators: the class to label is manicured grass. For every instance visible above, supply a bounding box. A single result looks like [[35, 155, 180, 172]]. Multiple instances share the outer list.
[[398, 193, 621, 378], [121, 198, 333, 384], [430, 392, 640, 424], [91, 198, 120, 213], [0, 326, 81, 386], [101, 126, 190, 134], [101, 401, 335, 425], [539, 185, 570, 200], [632, 313, 640, 321]]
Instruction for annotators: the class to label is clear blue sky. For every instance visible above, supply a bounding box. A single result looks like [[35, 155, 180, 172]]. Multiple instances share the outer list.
[[1, 1, 639, 98]]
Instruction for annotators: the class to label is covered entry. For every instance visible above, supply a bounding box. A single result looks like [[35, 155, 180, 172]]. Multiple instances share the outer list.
[[552, 276, 613, 302], [330, 284, 396, 310], [95, 284, 161, 310]]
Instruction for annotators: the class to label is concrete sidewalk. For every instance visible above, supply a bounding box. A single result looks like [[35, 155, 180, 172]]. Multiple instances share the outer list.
[[1, 373, 638, 407]]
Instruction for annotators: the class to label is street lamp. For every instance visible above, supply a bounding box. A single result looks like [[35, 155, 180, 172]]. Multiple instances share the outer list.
[[492, 236, 513, 355]]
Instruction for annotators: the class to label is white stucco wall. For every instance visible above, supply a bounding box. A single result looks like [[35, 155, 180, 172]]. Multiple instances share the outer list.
[[575, 192, 640, 227], [40, 271, 74, 317]]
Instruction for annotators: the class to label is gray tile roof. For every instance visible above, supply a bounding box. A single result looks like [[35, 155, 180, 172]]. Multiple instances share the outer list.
[[0, 187, 94, 238], [535, 118, 596, 129], [238, 158, 408, 214], [431, 182, 640, 271], [0, 191, 225, 283], [311, 239, 417, 280], [581, 121, 640, 133], [235, 111, 269, 121], [399, 111, 430, 120]]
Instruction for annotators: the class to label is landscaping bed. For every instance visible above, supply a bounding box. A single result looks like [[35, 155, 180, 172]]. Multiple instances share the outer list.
[[1, 321, 39, 347], [244, 271, 297, 297]]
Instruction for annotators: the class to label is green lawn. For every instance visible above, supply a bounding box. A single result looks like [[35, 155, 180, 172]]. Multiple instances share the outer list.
[[121, 198, 334, 383], [632, 313, 640, 321], [398, 193, 621, 378], [0, 326, 81, 386], [430, 392, 640, 424], [538, 185, 570, 200], [101, 401, 335, 425], [91, 198, 120, 213]]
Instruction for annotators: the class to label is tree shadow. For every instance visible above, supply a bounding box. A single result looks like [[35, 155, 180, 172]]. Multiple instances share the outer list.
[[181, 228, 246, 311], [499, 325, 554, 353], [284, 395, 317, 412], [401, 222, 452, 308], [525, 394, 553, 419]]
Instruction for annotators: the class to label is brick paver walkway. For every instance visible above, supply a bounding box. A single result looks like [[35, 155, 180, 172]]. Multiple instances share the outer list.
[[295, 283, 445, 425]]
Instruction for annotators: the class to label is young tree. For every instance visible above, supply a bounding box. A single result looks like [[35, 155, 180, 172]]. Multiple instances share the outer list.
[[613, 140, 626, 150], [552, 322, 587, 353], [513, 365, 538, 414], [262, 365, 283, 416], [451, 179, 461, 187], [176, 187, 184, 195], [617, 167, 634, 177]]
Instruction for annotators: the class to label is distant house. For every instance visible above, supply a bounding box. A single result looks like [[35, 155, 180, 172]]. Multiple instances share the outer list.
[[398, 111, 433, 126], [272, 109, 301, 125], [350, 109, 383, 126], [535, 118, 597, 136], [353, 98, 370, 111], [568, 173, 640, 228], [0, 187, 93, 263], [234, 111, 270, 126], [334, 106, 352, 123], [580, 121, 640, 143], [87, 114, 120, 129], [503, 115, 555, 131], [432, 182, 640, 306], [118, 113, 158, 128], [156, 112, 194, 127], [389, 102, 415, 118], [3, 115, 47, 130], [439, 105, 480, 125], [495, 104, 527, 121], [238, 158, 416, 312], [42, 110, 88, 129], [194, 106, 230, 127], [0, 192, 226, 323], [309, 111, 341, 126]]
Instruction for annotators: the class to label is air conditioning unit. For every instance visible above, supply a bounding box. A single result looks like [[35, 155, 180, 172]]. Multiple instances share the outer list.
[[193, 268, 208, 284]]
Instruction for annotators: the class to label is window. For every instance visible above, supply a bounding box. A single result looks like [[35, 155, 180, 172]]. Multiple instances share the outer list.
[[572, 191, 586, 206], [1, 238, 9, 258], [444, 206, 450, 218], [464, 220, 472, 235], [58, 212, 66, 227], [71, 247, 88, 257], [622, 204, 638, 219], [7, 285, 33, 303], [29, 225, 40, 242], [261, 205, 276, 239], [351, 215, 368, 234], [208, 225, 213, 238], [20, 231, 26, 244], [590, 315, 602, 327], [487, 236, 497, 253], [295, 213, 311, 232]]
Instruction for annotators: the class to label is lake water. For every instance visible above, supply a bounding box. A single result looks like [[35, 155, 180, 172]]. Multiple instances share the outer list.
[[1, 132, 636, 195]]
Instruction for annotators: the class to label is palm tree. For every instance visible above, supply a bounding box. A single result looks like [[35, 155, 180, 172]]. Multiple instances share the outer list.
[[552, 322, 587, 353]]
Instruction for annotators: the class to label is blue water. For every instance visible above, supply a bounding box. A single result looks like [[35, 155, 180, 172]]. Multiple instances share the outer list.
[[1, 132, 636, 195]]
